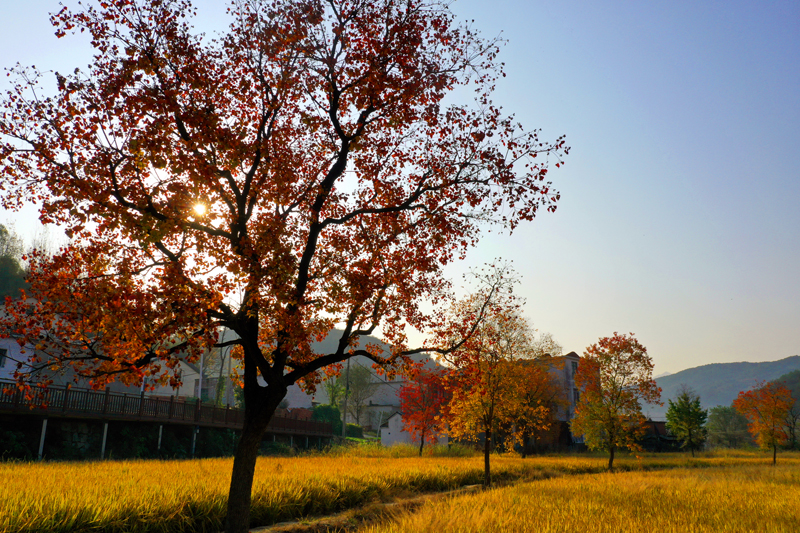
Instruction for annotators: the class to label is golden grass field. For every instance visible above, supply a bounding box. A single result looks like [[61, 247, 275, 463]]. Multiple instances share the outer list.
[[367, 455, 800, 533], [2, 446, 798, 532]]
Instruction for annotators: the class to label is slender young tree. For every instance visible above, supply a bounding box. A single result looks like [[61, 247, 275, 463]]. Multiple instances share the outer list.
[[0, 1, 567, 530], [438, 284, 552, 485], [783, 403, 800, 451], [706, 405, 752, 449], [344, 364, 379, 426], [665, 385, 708, 456], [398, 365, 450, 455], [322, 376, 345, 410], [570, 333, 661, 471], [733, 381, 793, 465]]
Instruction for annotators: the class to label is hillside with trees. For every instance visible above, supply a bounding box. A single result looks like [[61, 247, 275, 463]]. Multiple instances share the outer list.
[[648, 356, 800, 419]]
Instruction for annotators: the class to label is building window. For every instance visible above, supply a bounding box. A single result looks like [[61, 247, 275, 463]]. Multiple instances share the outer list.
[[573, 388, 580, 405], [571, 361, 578, 375], [0, 348, 6, 368]]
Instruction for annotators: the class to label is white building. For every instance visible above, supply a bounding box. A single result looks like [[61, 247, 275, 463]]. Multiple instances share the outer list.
[[380, 411, 449, 447], [380, 412, 411, 446]]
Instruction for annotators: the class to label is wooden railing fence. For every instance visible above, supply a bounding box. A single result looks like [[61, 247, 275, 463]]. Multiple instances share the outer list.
[[0, 381, 331, 436]]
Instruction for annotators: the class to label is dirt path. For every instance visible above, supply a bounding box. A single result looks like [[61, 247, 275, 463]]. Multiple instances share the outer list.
[[250, 485, 483, 533]]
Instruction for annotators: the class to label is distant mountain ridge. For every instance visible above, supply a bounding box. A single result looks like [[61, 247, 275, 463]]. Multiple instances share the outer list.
[[647, 355, 800, 419]]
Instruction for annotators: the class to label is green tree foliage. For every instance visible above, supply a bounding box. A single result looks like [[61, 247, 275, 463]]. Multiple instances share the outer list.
[[345, 364, 379, 426], [706, 405, 752, 448], [775, 370, 800, 450], [312, 404, 343, 436], [322, 376, 345, 410], [777, 369, 800, 398], [345, 423, 364, 439], [665, 385, 708, 456], [0, 225, 26, 299]]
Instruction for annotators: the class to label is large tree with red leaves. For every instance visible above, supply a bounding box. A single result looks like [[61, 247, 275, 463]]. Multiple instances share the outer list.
[[0, 1, 567, 530]]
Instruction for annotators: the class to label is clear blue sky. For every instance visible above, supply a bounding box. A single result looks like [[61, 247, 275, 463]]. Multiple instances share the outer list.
[[1, 1, 798, 375]]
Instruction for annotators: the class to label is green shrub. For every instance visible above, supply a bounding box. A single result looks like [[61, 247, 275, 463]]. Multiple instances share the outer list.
[[346, 423, 363, 439], [0, 430, 33, 460], [312, 404, 343, 435], [259, 440, 295, 456], [196, 428, 239, 457]]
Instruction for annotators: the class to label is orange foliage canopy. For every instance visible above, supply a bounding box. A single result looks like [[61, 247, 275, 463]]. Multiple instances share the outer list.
[[733, 380, 793, 463], [434, 281, 559, 484], [570, 333, 660, 470]]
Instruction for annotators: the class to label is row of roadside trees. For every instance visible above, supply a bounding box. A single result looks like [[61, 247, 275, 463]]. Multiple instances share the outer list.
[[397, 302, 799, 476], [394, 275, 667, 478]]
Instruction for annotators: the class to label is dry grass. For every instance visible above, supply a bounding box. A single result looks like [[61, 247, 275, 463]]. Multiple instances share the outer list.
[[365, 454, 800, 533], [2, 449, 796, 532], [0, 453, 584, 533]]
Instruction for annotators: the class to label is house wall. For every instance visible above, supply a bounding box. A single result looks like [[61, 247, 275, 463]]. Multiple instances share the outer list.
[[0, 337, 23, 381], [379, 413, 449, 447], [380, 413, 412, 446], [546, 351, 581, 422]]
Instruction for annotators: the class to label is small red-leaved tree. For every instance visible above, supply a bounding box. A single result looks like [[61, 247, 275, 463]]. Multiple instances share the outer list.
[[398, 365, 451, 455], [733, 381, 793, 465], [570, 333, 661, 471], [0, 1, 567, 531]]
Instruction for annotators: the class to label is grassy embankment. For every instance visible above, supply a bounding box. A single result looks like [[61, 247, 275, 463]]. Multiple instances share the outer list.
[[366, 461, 800, 532], [2, 445, 797, 532]]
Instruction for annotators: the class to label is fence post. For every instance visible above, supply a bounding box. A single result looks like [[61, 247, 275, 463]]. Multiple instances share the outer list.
[[191, 426, 198, 458], [195, 398, 201, 423], [138, 390, 145, 418], [37, 419, 48, 460], [102, 387, 110, 415], [100, 422, 108, 459], [168, 395, 175, 419], [62, 386, 70, 413]]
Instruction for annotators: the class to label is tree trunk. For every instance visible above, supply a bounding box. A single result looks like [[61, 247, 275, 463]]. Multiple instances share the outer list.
[[608, 445, 615, 471], [225, 413, 271, 533], [690, 445, 695, 458], [418, 431, 425, 457], [773, 444, 777, 466], [483, 429, 492, 486], [225, 339, 287, 533], [520, 431, 529, 459]]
